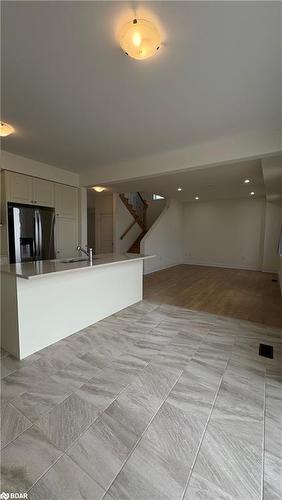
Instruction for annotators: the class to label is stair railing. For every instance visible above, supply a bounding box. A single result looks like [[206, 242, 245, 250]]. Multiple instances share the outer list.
[[123, 192, 147, 227]]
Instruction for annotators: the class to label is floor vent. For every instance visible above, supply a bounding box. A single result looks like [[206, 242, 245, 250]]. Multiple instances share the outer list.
[[259, 344, 273, 359]]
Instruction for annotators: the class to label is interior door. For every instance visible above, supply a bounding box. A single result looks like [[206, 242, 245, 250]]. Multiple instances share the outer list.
[[98, 214, 113, 254]]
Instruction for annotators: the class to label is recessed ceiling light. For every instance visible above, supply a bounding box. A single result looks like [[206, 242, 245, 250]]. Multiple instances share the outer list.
[[177, 187, 182, 192], [0, 121, 15, 137], [244, 179, 250, 184], [195, 196, 199, 200], [250, 191, 255, 196], [92, 186, 106, 193], [119, 19, 161, 60]]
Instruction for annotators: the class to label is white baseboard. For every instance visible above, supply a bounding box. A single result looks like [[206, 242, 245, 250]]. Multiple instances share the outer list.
[[182, 259, 260, 271], [143, 261, 182, 275]]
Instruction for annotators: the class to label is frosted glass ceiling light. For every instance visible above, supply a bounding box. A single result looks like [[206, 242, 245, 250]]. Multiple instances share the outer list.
[[93, 186, 106, 193], [119, 19, 161, 60], [0, 121, 14, 137]]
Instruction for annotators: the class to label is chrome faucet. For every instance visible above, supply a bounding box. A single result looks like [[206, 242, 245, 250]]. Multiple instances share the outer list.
[[77, 245, 93, 265]]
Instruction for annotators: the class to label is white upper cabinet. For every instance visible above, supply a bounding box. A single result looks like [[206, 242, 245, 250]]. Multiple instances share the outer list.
[[6, 172, 33, 204], [54, 184, 78, 219], [5, 171, 55, 207], [32, 178, 54, 207]]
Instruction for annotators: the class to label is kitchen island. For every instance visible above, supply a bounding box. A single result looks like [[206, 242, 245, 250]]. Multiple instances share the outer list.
[[1, 253, 153, 359]]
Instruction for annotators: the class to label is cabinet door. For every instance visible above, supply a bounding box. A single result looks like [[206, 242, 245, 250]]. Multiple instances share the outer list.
[[6, 172, 33, 204], [33, 178, 54, 207], [54, 184, 78, 218], [55, 217, 78, 258]]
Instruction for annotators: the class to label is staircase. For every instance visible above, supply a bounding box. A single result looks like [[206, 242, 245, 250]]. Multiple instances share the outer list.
[[128, 230, 147, 253], [119, 192, 148, 253]]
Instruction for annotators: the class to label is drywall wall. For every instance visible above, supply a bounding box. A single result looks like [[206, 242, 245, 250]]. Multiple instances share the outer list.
[[80, 129, 281, 186], [113, 194, 141, 253], [1, 151, 79, 186], [141, 199, 185, 274], [184, 198, 265, 270], [262, 201, 282, 272]]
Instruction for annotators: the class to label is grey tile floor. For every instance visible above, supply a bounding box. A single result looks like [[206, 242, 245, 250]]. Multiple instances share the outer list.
[[1, 301, 282, 499]]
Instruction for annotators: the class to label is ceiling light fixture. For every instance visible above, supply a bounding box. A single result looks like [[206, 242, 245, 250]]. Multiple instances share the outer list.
[[244, 179, 250, 184], [250, 191, 255, 196], [119, 19, 161, 60], [177, 187, 182, 192], [92, 186, 106, 193], [195, 196, 199, 200], [0, 121, 15, 137]]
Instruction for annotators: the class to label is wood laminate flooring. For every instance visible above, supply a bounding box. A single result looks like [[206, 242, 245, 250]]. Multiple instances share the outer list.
[[144, 265, 282, 329]]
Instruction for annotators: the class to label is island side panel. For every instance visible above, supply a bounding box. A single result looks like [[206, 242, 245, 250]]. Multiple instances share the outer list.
[[1, 273, 20, 357], [16, 259, 143, 359]]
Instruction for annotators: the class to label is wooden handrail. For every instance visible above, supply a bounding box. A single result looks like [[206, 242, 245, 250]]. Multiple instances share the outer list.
[[120, 220, 136, 240], [137, 192, 148, 207]]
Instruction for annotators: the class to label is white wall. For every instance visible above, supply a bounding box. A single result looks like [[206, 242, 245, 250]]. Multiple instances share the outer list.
[[1, 151, 79, 186], [113, 194, 141, 254], [80, 129, 281, 186], [141, 199, 185, 274], [184, 198, 265, 271], [262, 202, 282, 272]]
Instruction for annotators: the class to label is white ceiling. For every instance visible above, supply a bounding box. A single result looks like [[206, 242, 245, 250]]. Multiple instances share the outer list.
[[99, 160, 266, 202], [1, 1, 281, 173]]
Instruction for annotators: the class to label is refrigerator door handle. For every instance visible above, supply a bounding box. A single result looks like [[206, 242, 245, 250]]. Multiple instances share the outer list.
[[36, 209, 43, 260], [33, 210, 38, 259]]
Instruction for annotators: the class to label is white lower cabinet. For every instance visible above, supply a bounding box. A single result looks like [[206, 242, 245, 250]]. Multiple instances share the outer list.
[[55, 217, 78, 258]]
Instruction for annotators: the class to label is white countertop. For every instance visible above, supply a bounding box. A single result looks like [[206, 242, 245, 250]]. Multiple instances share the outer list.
[[0, 253, 154, 279]]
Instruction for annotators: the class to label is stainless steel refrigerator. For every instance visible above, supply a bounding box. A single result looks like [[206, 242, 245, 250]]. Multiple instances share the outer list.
[[8, 203, 55, 263]]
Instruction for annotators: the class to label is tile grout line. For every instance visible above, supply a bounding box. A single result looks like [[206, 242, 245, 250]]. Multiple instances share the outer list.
[[100, 331, 210, 499], [100, 369, 185, 500], [3, 312, 164, 456], [67, 323, 195, 494], [3, 317, 159, 451], [180, 330, 238, 500], [1, 401, 34, 450], [25, 314, 178, 495], [3, 307, 248, 496]]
